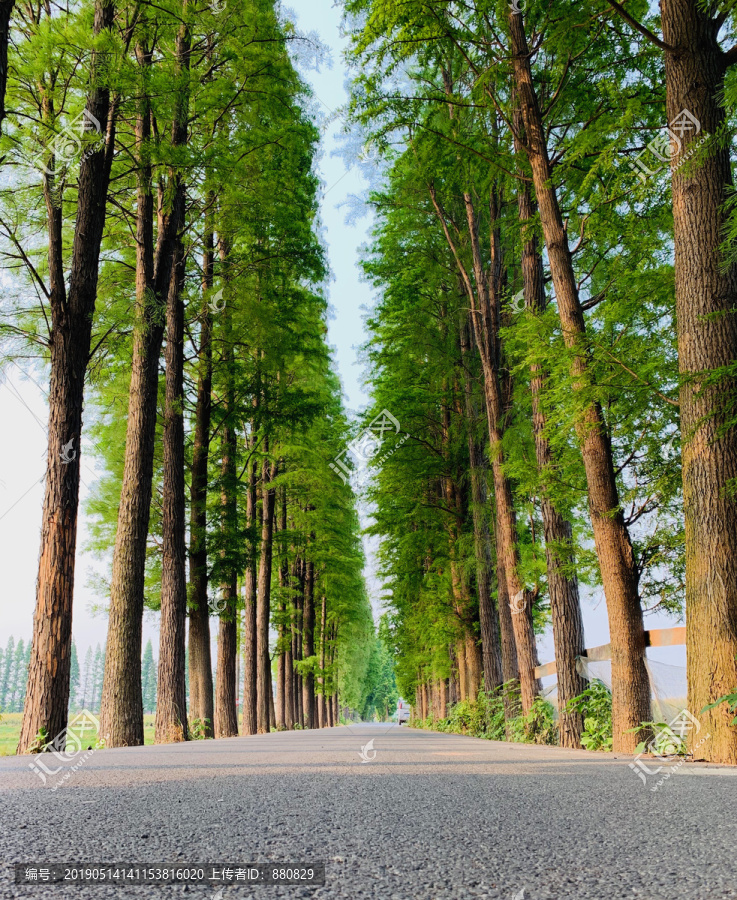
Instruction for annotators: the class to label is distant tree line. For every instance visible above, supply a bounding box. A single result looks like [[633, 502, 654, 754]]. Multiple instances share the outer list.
[[1, 636, 157, 716]]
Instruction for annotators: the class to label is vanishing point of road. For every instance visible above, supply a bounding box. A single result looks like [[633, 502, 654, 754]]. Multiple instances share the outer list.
[[1, 724, 734, 899]]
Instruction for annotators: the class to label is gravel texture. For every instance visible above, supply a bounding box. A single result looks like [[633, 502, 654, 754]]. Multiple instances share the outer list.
[[1, 723, 734, 899]]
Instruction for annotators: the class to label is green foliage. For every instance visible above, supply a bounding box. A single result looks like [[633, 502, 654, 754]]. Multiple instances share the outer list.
[[188, 718, 211, 741], [566, 681, 613, 751], [360, 620, 399, 720], [419, 686, 557, 746], [701, 656, 737, 726], [702, 692, 737, 726], [507, 699, 559, 746]]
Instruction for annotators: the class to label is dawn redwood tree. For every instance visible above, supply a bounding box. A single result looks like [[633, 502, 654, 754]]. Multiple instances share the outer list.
[[242, 441, 259, 735], [606, 0, 737, 766], [0, 0, 14, 130], [515, 138, 586, 748], [155, 218, 189, 743], [256, 447, 277, 734], [214, 244, 239, 739], [100, 15, 192, 746], [187, 208, 215, 737], [507, 9, 651, 749], [429, 183, 541, 712], [458, 314, 505, 694], [302, 558, 316, 729], [19, 0, 118, 754]]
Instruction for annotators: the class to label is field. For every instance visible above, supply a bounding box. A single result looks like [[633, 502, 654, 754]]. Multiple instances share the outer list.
[[0, 713, 156, 756]]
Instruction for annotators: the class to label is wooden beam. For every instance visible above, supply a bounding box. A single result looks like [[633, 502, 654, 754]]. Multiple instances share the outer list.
[[533, 628, 686, 681], [645, 626, 686, 647], [533, 660, 556, 679]]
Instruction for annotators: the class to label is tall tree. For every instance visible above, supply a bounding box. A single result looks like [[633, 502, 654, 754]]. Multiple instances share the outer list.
[[19, 0, 119, 754]]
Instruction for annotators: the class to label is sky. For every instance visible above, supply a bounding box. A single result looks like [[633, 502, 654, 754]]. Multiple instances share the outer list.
[[0, 0, 685, 686]]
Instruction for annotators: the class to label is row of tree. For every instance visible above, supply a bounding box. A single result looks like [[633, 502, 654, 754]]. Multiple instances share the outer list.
[[0, 638, 146, 715], [0, 637, 30, 714], [2, 0, 374, 752], [343, 0, 737, 762]]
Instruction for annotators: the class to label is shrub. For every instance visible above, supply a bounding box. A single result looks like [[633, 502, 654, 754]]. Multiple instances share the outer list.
[[565, 680, 613, 751], [508, 697, 558, 745]]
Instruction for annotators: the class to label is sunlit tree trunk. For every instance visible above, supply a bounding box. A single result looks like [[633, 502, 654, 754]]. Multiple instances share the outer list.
[[20, 0, 117, 754], [99, 21, 192, 748], [186, 207, 215, 739], [659, 0, 737, 765], [241, 444, 259, 735], [256, 449, 277, 733], [508, 13, 650, 750], [515, 149, 586, 748], [302, 559, 316, 729], [215, 252, 238, 739]]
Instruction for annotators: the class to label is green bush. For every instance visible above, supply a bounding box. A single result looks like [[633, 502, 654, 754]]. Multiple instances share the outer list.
[[411, 681, 557, 745], [565, 680, 613, 751], [507, 697, 558, 745], [188, 718, 211, 740]]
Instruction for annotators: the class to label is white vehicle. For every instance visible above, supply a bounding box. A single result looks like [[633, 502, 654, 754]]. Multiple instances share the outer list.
[[396, 700, 410, 724]]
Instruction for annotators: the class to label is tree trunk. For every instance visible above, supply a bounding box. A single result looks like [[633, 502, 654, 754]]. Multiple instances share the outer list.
[[98, 24, 191, 749], [293, 556, 304, 728], [256, 451, 277, 733], [658, 0, 737, 765], [469, 191, 541, 714], [19, 0, 117, 754], [0, 1, 14, 133], [459, 314, 504, 694], [464, 632, 482, 702], [428, 184, 539, 712], [276, 488, 288, 730], [187, 207, 215, 739], [318, 593, 327, 728], [215, 278, 238, 739], [241, 447, 259, 736], [456, 640, 467, 703], [155, 222, 188, 744], [154, 11, 192, 740], [516, 153, 586, 748], [508, 12, 650, 751], [302, 560, 316, 729]]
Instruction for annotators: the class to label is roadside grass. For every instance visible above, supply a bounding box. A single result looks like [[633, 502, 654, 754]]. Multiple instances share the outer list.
[[0, 713, 156, 755]]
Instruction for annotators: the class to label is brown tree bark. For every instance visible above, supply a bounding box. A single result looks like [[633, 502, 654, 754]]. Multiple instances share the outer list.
[[275, 488, 289, 730], [0, 1, 14, 132], [293, 556, 305, 727], [214, 263, 238, 739], [155, 227, 188, 744], [99, 23, 192, 748], [459, 314, 504, 694], [186, 207, 215, 739], [515, 150, 586, 748], [432, 185, 541, 712], [302, 559, 316, 729], [241, 445, 259, 735], [256, 450, 277, 733], [318, 593, 327, 728], [19, 0, 117, 754], [153, 4, 193, 746], [508, 13, 650, 751], [656, 0, 737, 765], [464, 632, 482, 702]]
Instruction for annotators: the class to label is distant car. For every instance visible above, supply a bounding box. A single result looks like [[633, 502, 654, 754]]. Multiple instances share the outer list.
[[396, 700, 410, 724]]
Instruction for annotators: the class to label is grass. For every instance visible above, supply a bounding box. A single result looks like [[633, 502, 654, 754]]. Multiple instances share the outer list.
[[0, 712, 156, 755]]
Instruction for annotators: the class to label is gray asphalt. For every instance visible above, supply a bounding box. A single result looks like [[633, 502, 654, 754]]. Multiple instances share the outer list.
[[1, 723, 735, 900]]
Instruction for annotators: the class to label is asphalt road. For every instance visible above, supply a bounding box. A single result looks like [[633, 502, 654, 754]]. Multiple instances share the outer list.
[[1, 723, 735, 900]]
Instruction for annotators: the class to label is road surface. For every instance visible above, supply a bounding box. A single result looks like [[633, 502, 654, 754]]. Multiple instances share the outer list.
[[1, 723, 734, 899]]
